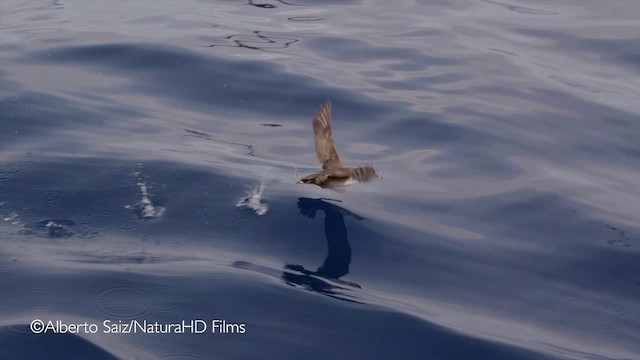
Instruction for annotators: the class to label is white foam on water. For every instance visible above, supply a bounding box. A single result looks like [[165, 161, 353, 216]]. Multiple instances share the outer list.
[[236, 180, 268, 216], [3, 211, 21, 225], [125, 173, 165, 220]]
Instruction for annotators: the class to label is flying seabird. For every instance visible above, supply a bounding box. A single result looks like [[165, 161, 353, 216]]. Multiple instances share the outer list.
[[296, 101, 379, 189]]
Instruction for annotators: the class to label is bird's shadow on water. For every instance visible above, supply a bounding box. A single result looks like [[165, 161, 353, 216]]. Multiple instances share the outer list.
[[281, 197, 364, 303], [233, 196, 366, 303]]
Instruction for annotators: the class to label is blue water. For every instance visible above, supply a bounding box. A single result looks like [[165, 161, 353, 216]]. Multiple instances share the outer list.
[[1, 1, 639, 359]]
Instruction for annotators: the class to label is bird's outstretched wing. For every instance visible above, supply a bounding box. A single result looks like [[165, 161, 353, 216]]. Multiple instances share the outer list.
[[313, 100, 343, 169]]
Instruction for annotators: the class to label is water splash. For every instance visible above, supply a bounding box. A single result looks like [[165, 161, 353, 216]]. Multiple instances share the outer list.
[[125, 171, 165, 220], [236, 180, 268, 216], [21, 219, 75, 238], [3, 211, 21, 225]]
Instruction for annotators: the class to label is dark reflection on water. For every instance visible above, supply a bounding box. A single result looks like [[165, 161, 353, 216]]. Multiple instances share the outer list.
[[247, 0, 304, 9], [282, 198, 362, 301], [296, 198, 361, 279], [205, 31, 299, 50]]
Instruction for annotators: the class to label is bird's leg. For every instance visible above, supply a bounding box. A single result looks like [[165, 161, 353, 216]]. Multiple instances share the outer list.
[[294, 167, 302, 184]]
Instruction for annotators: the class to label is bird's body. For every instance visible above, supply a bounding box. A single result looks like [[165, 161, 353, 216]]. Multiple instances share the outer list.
[[297, 101, 378, 189]]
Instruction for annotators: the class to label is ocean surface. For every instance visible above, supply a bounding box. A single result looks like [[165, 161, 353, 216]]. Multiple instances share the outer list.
[[1, 1, 639, 359]]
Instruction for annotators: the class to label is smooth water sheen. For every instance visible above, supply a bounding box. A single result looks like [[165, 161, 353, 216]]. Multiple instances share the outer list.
[[1, 1, 639, 359]]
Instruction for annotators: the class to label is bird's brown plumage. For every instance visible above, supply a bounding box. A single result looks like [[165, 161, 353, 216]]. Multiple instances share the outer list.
[[313, 100, 343, 170], [298, 100, 379, 189]]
